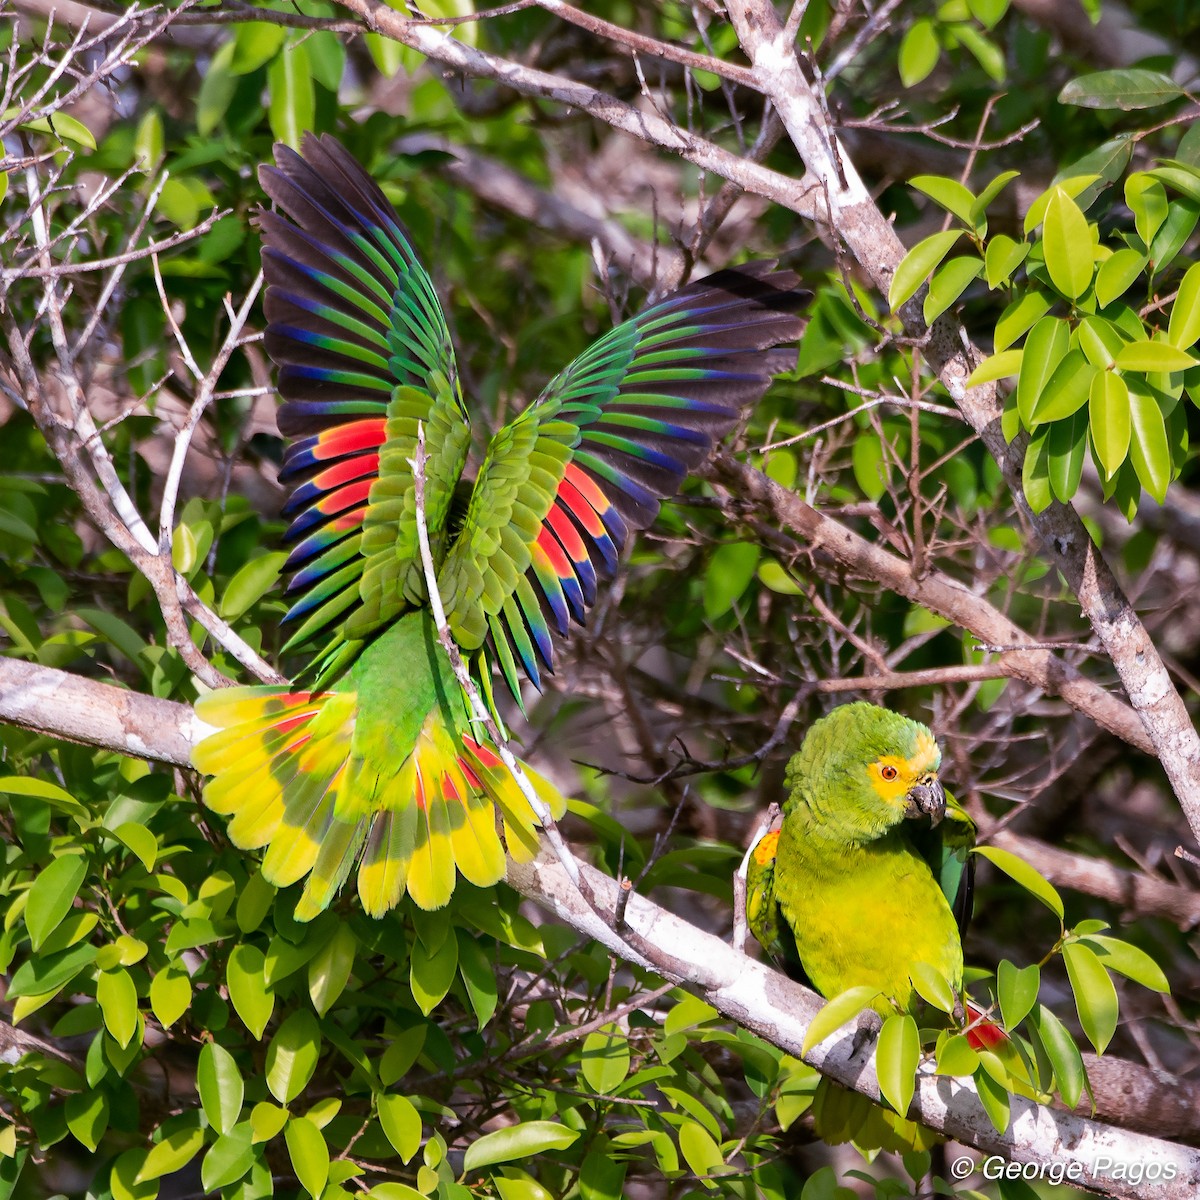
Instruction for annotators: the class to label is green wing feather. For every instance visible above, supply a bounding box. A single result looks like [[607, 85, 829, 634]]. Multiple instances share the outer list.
[[911, 790, 977, 937]]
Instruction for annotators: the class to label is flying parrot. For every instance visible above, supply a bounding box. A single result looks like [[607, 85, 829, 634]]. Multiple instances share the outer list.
[[192, 133, 808, 921], [744, 700, 1001, 1149]]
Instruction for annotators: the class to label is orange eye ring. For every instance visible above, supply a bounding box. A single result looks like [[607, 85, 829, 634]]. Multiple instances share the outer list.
[[880, 764, 898, 781]]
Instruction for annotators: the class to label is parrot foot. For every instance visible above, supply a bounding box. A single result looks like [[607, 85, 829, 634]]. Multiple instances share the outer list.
[[849, 1010, 882, 1061]]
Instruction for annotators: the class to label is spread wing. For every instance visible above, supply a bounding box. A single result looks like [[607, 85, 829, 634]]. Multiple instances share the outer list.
[[435, 264, 810, 699], [259, 133, 471, 682]]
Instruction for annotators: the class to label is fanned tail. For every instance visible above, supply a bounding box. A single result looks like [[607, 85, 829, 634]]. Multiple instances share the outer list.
[[192, 683, 566, 920]]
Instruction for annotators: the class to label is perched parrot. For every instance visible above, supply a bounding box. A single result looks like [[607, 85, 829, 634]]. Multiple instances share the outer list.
[[192, 133, 808, 921], [745, 701, 1001, 1150], [745, 701, 975, 1013]]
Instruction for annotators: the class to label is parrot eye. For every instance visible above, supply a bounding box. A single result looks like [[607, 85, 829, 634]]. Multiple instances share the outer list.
[[879, 764, 898, 781]]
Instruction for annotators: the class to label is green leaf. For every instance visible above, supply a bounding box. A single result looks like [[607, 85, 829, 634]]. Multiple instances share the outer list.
[[1167, 262, 1200, 349], [26, 853, 87, 951], [851, 432, 886, 500], [228, 943, 274, 1040], [6, 940, 97, 999], [96, 968, 139, 1049], [266, 1010, 321, 1103], [995, 289, 1052, 352], [974, 846, 1064, 918], [198, 1041, 245, 1135], [924, 255, 983, 322], [984, 234, 1029, 289], [268, 41, 314, 152], [974, 1062, 1011, 1132], [1048, 408, 1089, 502], [380, 1023, 427, 1086], [136, 1123, 205, 1182], [1030, 1004, 1086, 1108], [1016, 316, 1070, 426], [220, 551, 288, 621], [580, 1024, 631, 1094], [909, 962, 956, 1014], [934, 1033, 980, 1076], [889, 230, 964, 311], [456, 930, 498, 1029], [1125, 175, 1169, 251], [1149, 196, 1200, 273], [1063, 941, 1118, 1053], [1029, 350, 1095, 425], [1079, 935, 1170, 992], [1042, 189, 1094, 300], [377, 1093, 422, 1163], [197, 40, 238, 134], [308, 924, 355, 1017], [898, 19, 939, 88], [410, 928, 458, 1016], [284, 1117, 329, 1198], [201, 1122, 256, 1192], [802, 985, 879, 1055], [703, 541, 760, 619], [1128, 385, 1171, 503], [1116, 340, 1200, 373], [1077, 315, 1126, 368], [250, 1101, 289, 1144], [911, 175, 978, 227], [876, 1013, 919, 1116], [971, 169, 1020, 221], [230, 22, 287, 73], [18, 112, 96, 149], [677, 1119, 724, 1178], [65, 1089, 109, 1152], [997, 961, 1040, 1029], [0, 775, 90, 819], [1095, 248, 1148, 308], [967, 348, 1022, 387], [113, 822, 157, 872], [1059, 68, 1186, 110], [463, 1121, 579, 1172], [1089, 371, 1131, 477], [367, 1185, 428, 1200]]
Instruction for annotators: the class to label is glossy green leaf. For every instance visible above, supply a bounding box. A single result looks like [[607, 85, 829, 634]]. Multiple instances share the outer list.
[[463, 1121, 579, 1172], [455, 930, 498, 1029], [284, 1117, 329, 1198], [911, 175, 977, 226], [876, 1013, 919, 1116], [974, 846, 1064, 918], [677, 1119, 724, 1178], [1080, 935, 1170, 992], [909, 962, 955, 1014], [26, 853, 87, 951], [971, 169, 1020, 220], [984, 234, 1029, 289], [308, 924, 355, 1017], [1116, 340, 1200, 373], [250, 1101, 289, 1144], [410, 928, 458, 1016], [1048, 408, 1088, 502], [1077, 316, 1126, 368], [230, 22, 287, 73], [1125, 175, 1169, 249], [934, 1033, 979, 1076], [1089, 371, 1131, 477], [974, 1061, 1011, 1132], [268, 42, 314, 152], [1030, 1004, 1086, 1108], [197, 40, 237, 134], [198, 1041, 244, 1135], [220, 552, 288, 621], [889, 230, 963, 311], [898, 18, 939, 88], [924, 255, 983, 322], [1128, 386, 1171, 503], [1059, 68, 1186, 110], [1030, 350, 1095, 425], [367, 1185, 427, 1200], [1016, 316, 1070, 426], [377, 1093, 422, 1163], [201, 1122, 256, 1192], [6, 940, 97, 998], [851, 433, 886, 500], [150, 966, 192, 1031], [802, 985, 879, 1055], [1024, 175, 1100, 235], [66, 1089, 109, 1152], [581, 1024, 631, 1095], [136, 1124, 204, 1182], [1063, 941, 1118, 1053], [995, 289, 1052, 352], [1095, 247, 1148, 308], [0, 775, 89, 818], [228, 943, 274, 1039], [966, 348, 1022, 387], [112, 822, 157, 872], [266, 1010, 321, 1103], [96, 968, 139, 1049], [703, 541, 760, 619], [19, 112, 96, 149], [1042, 189, 1093, 300], [1167, 262, 1200, 349], [997, 961, 1040, 1030], [1148, 196, 1200, 273]]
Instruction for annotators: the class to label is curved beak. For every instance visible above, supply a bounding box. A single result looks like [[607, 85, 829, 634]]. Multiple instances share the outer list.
[[905, 776, 946, 825]]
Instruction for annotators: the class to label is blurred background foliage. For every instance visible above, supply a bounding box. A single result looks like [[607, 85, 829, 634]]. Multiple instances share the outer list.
[[1, 0, 1198, 1197]]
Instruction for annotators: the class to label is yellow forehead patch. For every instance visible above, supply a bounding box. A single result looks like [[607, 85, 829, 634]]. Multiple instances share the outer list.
[[753, 830, 780, 866], [910, 729, 940, 775]]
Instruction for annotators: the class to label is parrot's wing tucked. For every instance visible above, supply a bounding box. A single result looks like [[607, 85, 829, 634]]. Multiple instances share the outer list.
[[744, 828, 808, 985], [910, 789, 977, 937], [258, 133, 471, 682], [435, 264, 810, 698]]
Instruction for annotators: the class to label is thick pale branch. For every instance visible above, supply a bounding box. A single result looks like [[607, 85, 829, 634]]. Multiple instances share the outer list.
[[1, 656, 1196, 1194], [724, 0, 1200, 844]]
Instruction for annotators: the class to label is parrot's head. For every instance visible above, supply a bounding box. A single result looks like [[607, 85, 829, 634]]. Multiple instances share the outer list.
[[783, 701, 944, 843]]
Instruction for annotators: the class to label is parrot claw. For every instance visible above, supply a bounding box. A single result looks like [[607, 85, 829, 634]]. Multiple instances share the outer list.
[[849, 1009, 883, 1061]]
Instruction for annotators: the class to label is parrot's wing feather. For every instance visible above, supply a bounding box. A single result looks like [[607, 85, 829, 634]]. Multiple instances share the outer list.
[[259, 134, 470, 678], [745, 826, 811, 985], [436, 265, 809, 697], [911, 790, 977, 937]]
